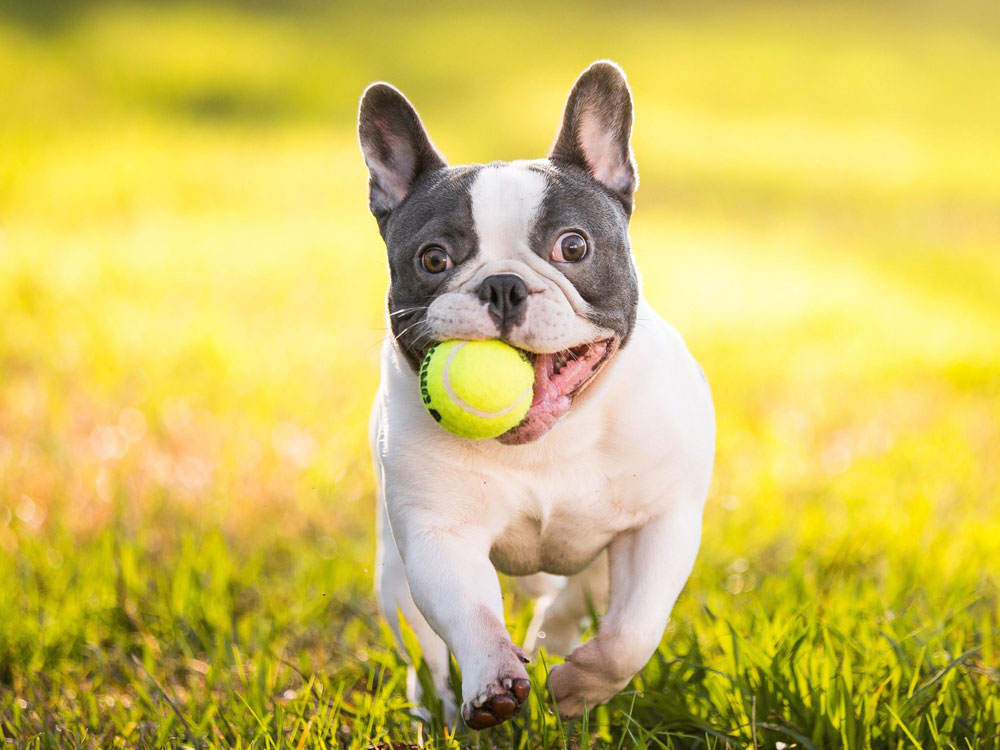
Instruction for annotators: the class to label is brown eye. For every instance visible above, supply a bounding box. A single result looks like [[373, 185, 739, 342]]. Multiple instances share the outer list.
[[551, 232, 588, 263], [420, 246, 453, 273]]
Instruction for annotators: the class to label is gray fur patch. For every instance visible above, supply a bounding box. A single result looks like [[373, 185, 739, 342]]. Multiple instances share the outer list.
[[383, 165, 483, 370], [526, 161, 638, 345]]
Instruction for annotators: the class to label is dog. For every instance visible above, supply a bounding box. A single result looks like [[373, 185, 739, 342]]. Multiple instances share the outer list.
[[359, 61, 715, 729]]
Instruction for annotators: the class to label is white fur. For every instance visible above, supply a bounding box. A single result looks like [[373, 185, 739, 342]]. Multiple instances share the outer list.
[[469, 161, 547, 264], [371, 297, 715, 723]]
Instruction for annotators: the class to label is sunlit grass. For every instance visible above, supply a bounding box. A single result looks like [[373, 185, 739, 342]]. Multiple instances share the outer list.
[[1, 2, 998, 747]]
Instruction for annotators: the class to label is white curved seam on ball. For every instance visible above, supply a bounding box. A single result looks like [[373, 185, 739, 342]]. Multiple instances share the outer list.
[[442, 342, 533, 419]]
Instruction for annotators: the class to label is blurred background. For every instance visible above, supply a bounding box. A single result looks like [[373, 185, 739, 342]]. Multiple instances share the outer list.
[[1, 1, 998, 747]]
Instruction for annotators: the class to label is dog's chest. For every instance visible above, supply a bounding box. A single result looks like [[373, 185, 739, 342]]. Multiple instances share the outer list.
[[485, 460, 651, 577]]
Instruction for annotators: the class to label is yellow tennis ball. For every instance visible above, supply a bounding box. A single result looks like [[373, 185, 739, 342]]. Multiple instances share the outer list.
[[419, 340, 535, 439]]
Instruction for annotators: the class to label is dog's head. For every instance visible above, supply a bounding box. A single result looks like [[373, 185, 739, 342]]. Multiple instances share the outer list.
[[358, 61, 640, 444]]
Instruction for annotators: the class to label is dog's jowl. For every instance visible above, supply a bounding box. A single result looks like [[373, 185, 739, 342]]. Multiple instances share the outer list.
[[359, 61, 715, 728]]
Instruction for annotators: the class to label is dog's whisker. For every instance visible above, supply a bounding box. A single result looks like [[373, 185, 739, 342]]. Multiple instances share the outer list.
[[389, 306, 429, 319], [395, 319, 429, 341]]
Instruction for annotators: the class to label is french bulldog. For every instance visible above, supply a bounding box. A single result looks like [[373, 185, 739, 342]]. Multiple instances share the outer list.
[[359, 61, 715, 729]]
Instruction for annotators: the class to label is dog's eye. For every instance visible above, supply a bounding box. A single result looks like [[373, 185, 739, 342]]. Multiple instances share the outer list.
[[551, 232, 588, 263], [420, 246, 453, 274]]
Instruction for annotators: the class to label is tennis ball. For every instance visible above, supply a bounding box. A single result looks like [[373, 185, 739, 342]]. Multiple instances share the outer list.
[[419, 340, 535, 439]]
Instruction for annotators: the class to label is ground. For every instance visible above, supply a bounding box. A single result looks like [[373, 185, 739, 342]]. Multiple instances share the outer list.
[[0, 2, 998, 748]]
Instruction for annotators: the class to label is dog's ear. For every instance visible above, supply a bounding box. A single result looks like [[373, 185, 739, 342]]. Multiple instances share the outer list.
[[549, 61, 638, 214], [358, 83, 447, 233]]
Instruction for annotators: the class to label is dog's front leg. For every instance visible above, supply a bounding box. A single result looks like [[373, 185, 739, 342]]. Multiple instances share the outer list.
[[397, 521, 531, 730], [548, 507, 702, 719]]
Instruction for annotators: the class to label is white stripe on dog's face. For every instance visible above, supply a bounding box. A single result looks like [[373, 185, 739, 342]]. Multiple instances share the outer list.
[[469, 162, 547, 264]]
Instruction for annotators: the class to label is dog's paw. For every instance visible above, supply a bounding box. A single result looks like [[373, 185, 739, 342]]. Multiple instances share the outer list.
[[462, 675, 531, 729], [547, 641, 632, 720]]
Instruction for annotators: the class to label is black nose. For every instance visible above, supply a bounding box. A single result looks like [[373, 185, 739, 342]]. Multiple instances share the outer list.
[[477, 274, 529, 331]]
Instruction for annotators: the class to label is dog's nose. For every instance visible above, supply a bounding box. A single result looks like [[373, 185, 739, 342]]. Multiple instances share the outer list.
[[477, 274, 529, 330]]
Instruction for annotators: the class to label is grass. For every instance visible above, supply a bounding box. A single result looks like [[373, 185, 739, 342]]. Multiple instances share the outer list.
[[1, 1, 999, 747]]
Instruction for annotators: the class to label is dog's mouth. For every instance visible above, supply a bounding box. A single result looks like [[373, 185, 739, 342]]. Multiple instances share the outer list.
[[499, 337, 618, 445]]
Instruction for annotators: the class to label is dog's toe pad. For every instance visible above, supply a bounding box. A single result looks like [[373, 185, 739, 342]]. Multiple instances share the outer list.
[[463, 678, 531, 730]]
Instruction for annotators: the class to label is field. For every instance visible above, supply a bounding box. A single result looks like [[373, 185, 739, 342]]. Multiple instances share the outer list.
[[1, 1, 999, 747]]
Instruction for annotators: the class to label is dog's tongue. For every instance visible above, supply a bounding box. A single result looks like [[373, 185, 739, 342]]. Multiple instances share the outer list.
[[499, 342, 609, 445]]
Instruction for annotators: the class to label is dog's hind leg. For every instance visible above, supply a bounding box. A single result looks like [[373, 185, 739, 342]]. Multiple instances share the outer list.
[[548, 507, 703, 720], [523, 553, 608, 658], [376, 500, 457, 725]]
